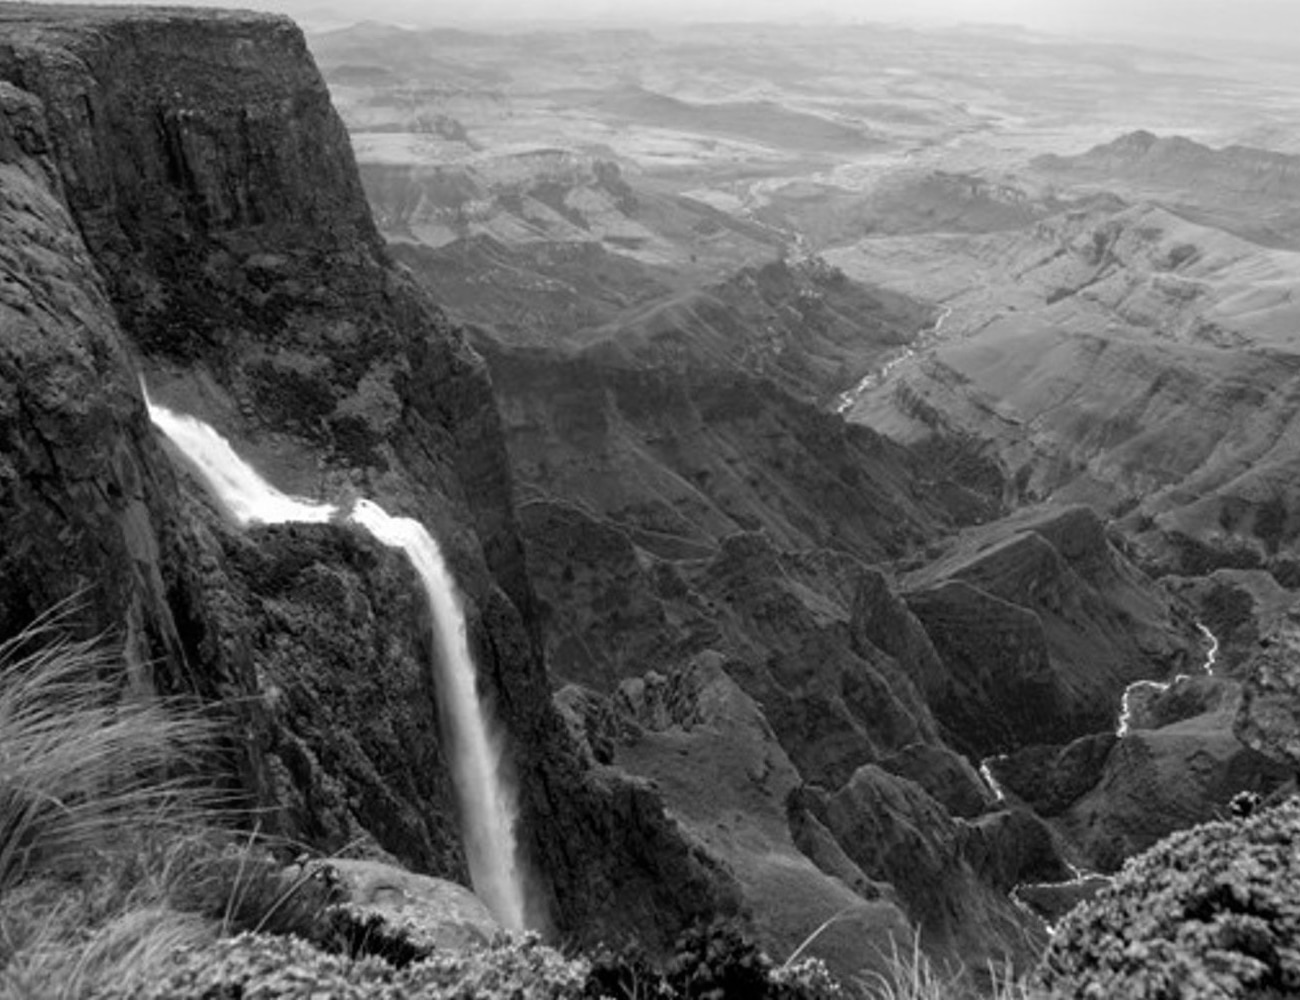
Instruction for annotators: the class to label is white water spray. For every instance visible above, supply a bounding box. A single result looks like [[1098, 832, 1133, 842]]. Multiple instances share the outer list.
[[147, 402, 337, 525], [146, 396, 527, 929], [349, 499, 525, 929]]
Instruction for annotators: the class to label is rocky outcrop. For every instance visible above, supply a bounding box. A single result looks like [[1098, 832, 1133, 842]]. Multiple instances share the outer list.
[[186, 509, 466, 875], [572, 652, 914, 983], [957, 808, 1070, 893], [526, 499, 945, 789], [879, 743, 995, 819], [798, 766, 1051, 967], [1061, 713, 1291, 871]]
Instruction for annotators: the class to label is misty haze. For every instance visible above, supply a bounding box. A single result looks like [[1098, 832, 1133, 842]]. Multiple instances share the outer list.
[[2, 1, 1299, 998]]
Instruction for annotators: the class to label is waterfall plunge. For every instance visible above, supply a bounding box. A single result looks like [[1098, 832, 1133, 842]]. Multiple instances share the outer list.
[[147, 397, 527, 930]]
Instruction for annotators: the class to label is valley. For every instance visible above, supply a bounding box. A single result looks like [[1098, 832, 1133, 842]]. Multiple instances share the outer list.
[[310, 11, 1300, 986], [0, 4, 1297, 996]]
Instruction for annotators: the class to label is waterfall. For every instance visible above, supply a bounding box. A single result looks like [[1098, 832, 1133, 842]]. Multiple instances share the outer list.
[[349, 499, 525, 929], [146, 396, 527, 930]]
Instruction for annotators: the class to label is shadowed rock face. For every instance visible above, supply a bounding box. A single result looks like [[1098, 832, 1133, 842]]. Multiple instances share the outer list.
[[0, 5, 740, 949], [797, 765, 1058, 966], [0, 76, 189, 675], [903, 505, 1197, 756], [1060, 718, 1291, 872], [987, 734, 1117, 817]]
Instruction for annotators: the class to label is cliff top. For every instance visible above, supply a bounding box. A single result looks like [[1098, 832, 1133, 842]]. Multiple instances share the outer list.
[[0, 4, 288, 29]]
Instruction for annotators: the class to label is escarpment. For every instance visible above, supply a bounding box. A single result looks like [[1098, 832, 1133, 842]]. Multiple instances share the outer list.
[[0, 4, 737, 948], [6, 5, 1282, 988]]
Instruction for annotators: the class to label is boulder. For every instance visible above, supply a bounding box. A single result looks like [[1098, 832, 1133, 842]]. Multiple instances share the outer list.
[[324, 859, 499, 953]]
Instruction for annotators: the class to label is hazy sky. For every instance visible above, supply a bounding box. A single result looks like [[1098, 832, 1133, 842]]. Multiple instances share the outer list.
[[42, 0, 1300, 48]]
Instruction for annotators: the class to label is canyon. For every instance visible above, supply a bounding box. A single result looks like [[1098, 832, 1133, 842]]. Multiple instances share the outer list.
[[1, 4, 1298, 992]]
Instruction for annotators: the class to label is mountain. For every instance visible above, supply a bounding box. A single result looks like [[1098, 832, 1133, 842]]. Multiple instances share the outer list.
[[838, 190, 1300, 581], [1034, 131, 1300, 249]]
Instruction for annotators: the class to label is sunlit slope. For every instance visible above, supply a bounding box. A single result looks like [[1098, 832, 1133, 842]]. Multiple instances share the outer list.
[[1034, 131, 1300, 250]]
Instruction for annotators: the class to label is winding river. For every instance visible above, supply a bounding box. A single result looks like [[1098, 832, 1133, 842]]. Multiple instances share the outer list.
[[987, 623, 1222, 929], [834, 304, 953, 414]]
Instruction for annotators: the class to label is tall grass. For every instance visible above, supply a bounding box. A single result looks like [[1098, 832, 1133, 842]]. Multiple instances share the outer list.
[[858, 933, 1042, 1000], [0, 608, 227, 997], [0, 609, 216, 895]]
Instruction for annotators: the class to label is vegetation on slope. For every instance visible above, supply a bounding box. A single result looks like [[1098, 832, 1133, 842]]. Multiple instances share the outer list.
[[1038, 798, 1300, 999]]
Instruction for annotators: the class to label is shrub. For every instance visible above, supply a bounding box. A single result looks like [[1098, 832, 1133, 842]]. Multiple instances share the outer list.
[[109, 931, 590, 1000], [583, 918, 844, 1000], [1037, 798, 1300, 999]]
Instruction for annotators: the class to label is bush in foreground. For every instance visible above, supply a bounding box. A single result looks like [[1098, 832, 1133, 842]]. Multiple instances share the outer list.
[[1037, 798, 1300, 999], [585, 918, 843, 999]]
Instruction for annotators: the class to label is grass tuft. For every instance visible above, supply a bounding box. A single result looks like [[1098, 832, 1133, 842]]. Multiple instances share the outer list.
[[0, 607, 216, 895], [858, 932, 1041, 1000], [0, 607, 251, 997]]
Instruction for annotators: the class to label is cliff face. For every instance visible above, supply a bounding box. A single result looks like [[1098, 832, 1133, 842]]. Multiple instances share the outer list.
[[0, 73, 189, 676], [0, 5, 734, 945]]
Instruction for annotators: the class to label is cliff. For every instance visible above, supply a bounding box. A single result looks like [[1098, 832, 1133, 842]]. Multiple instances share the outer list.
[[0, 3, 734, 946]]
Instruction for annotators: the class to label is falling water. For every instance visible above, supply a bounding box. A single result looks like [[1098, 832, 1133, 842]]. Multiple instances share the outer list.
[[146, 396, 527, 929], [349, 499, 525, 929]]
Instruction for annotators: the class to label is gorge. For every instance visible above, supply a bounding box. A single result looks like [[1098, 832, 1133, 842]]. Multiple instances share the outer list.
[[1, 4, 1298, 997]]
